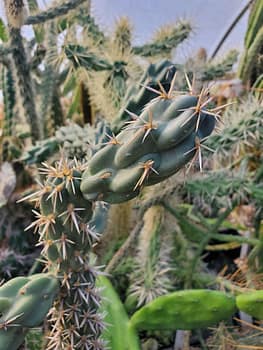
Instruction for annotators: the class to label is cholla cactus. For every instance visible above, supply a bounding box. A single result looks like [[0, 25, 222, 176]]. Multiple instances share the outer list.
[[4, 0, 28, 28], [128, 205, 174, 306], [25, 158, 106, 350], [19, 74, 220, 350]]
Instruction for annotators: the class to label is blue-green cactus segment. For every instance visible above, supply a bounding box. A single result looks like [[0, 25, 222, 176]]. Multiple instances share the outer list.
[[111, 60, 177, 133], [98, 276, 140, 350], [236, 290, 263, 320], [0, 274, 59, 350], [0, 328, 26, 350], [130, 290, 237, 331], [81, 90, 216, 204]]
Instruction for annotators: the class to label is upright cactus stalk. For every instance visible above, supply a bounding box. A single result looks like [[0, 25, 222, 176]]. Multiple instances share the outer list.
[[26, 158, 106, 349], [128, 205, 174, 306], [40, 21, 63, 137], [1, 66, 15, 138]]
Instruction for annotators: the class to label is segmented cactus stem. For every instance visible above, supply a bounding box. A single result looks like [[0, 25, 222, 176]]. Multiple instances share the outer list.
[[40, 22, 58, 137], [25, 0, 88, 25], [9, 27, 42, 141], [2, 66, 15, 138], [27, 158, 106, 349]]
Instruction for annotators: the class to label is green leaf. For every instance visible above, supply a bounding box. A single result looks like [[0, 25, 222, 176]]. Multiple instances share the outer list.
[[97, 276, 140, 350]]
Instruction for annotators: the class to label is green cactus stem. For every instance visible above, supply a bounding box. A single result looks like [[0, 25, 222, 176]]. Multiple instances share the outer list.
[[9, 27, 42, 141], [133, 20, 192, 57], [0, 274, 59, 350], [111, 59, 177, 133], [25, 0, 88, 25], [236, 290, 263, 320], [25, 158, 106, 350], [130, 289, 237, 331]]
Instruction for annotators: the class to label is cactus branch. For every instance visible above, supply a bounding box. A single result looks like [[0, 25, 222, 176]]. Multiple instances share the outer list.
[[9, 27, 42, 141], [25, 0, 88, 25]]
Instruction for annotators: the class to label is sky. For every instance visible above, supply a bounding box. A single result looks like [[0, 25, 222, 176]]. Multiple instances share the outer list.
[[0, 0, 250, 60], [89, 0, 250, 60]]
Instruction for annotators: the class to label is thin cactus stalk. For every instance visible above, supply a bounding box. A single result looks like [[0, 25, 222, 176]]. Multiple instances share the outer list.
[[9, 27, 42, 140], [25, 0, 88, 25], [129, 205, 174, 306], [3, 0, 42, 141], [133, 20, 192, 58], [1, 65, 18, 161], [238, 25, 263, 84], [78, 7, 105, 46], [1, 66, 15, 138], [112, 17, 132, 55], [40, 21, 60, 137]]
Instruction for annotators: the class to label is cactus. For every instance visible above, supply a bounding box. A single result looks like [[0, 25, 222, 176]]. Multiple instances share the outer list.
[[236, 290, 263, 320], [0, 273, 59, 350], [238, 0, 263, 85], [81, 84, 217, 203], [111, 59, 177, 133], [22, 119, 111, 164], [130, 289, 237, 331], [128, 205, 174, 306], [200, 49, 238, 81], [133, 20, 192, 58], [98, 276, 263, 350], [40, 21, 63, 138], [112, 17, 132, 55], [244, 0, 263, 50], [19, 74, 221, 349], [25, 158, 106, 349], [1, 65, 19, 162], [4, 0, 27, 28]]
